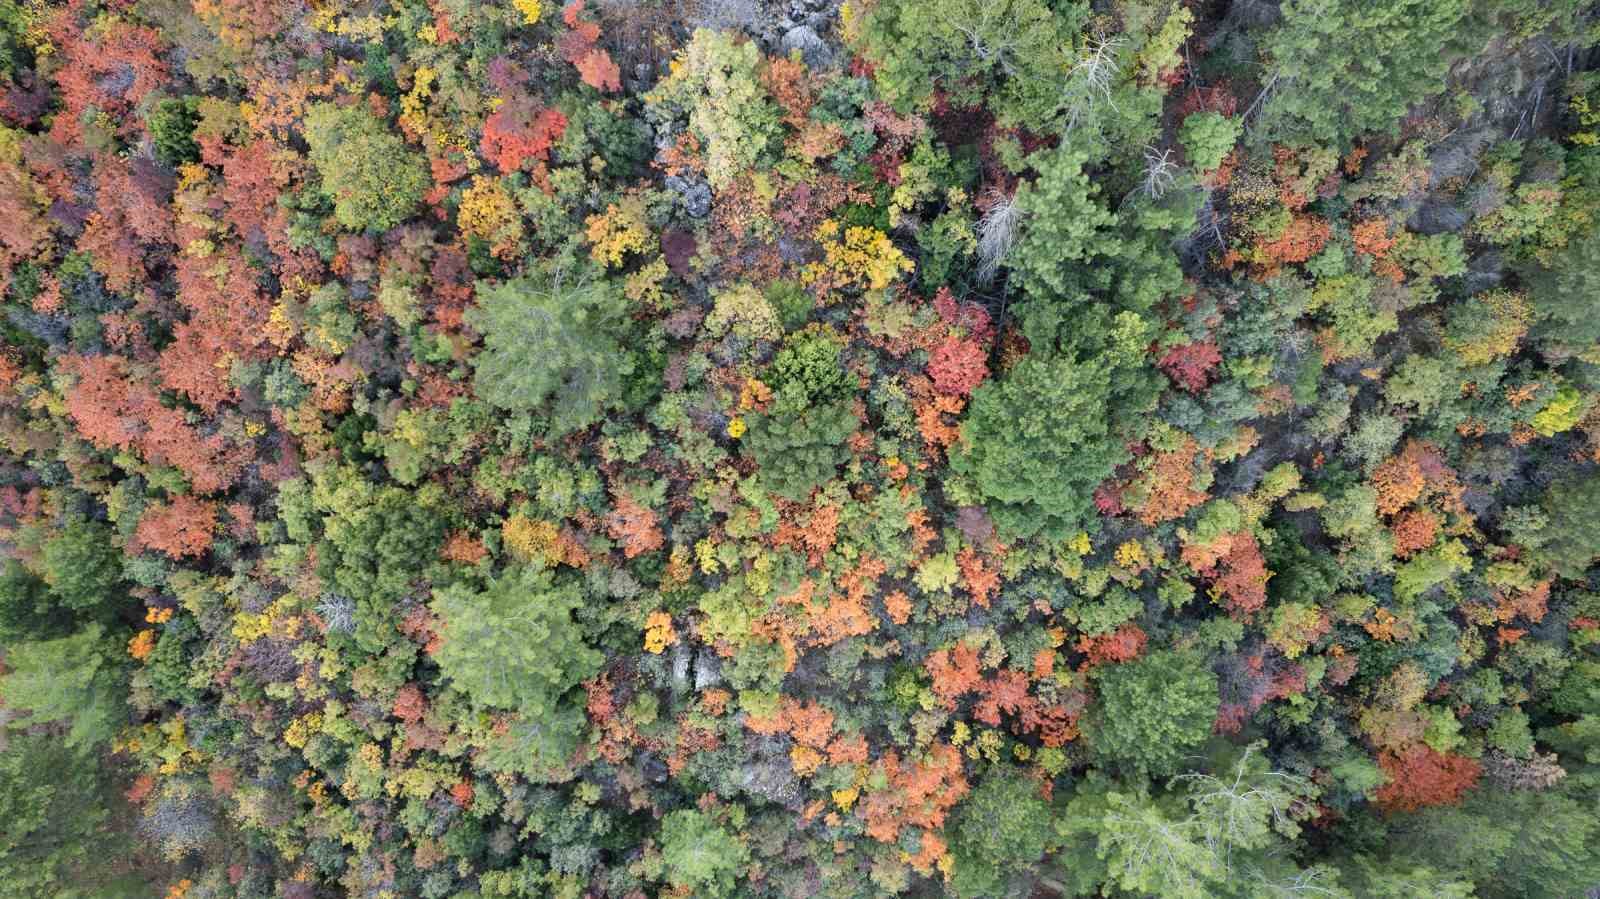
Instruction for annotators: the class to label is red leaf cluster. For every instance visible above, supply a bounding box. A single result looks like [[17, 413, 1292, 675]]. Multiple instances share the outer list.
[[481, 98, 568, 175], [1374, 744, 1482, 813], [1075, 623, 1148, 668], [1158, 340, 1222, 393], [927, 335, 989, 396], [134, 495, 218, 559], [561, 1, 621, 93]]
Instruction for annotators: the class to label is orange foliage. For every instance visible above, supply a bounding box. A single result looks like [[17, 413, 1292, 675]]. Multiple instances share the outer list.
[[393, 684, 426, 723], [1226, 214, 1331, 278], [925, 643, 983, 709], [1374, 745, 1482, 813], [560, 2, 620, 93], [1075, 623, 1148, 667], [128, 629, 157, 660], [440, 531, 488, 564], [857, 742, 969, 843], [774, 501, 841, 565], [956, 548, 999, 608], [481, 97, 567, 175], [1210, 531, 1270, 618], [1371, 452, 1426, 517], [1390, 508, 1438, 558], [1351, 218, 1397, 259], [1493, 579, 1550, 624], [576, 49, 622, 93], [606, 494, 665, 558], [974, 668, 1035, 727], [927, 335, 989, 397], [762, 55, 815, 129], [883, 590, 912, 625], [1129, 436, 1210, 525], [1182, 530, 1270, 618], [827, 732, 869, 765], [134, 496, 218, 559], [915, 393, 964, 452], [807, 556, 883, 646]]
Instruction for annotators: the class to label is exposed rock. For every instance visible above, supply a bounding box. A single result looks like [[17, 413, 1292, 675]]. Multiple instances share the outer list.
[[781, 25, 830, 70]]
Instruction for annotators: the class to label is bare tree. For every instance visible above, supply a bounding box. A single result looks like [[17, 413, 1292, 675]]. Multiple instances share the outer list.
[[1140, 146, 1180, 199], [976, 188, 1021, 283], [1061, 34, 1125, 135]]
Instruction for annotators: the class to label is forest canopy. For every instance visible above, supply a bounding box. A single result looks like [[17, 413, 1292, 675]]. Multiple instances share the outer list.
[[0, 0, 1599, 897]]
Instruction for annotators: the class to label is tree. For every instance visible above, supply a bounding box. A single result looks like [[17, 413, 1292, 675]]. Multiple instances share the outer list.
[[144, 96, 200, 167], [1381, 788, 1600, 899], [948, 769, 1053, 897], [132, 496, 217, 560], [480, 96, 567, 174], [431, 565, 602, 719], [1521, 223, 1600, 354], [303, 102, 427, 232], [1374, 745, 1481, 812], [744, 330, 858, 500], [1256, 0, 1469, 147], [1531, 473, 1600, 579], [644, 28, 782, 189], [0, 624, 124, 751], [0, 733, 130, 899], [952, 304, 1158, 539], [658, 809, 750, 897], [0, 561, 67, 643], [846, 0, 1083, 125], [952, 352, 1126, 539], [1178, 111, 1241, 172], [1010, 146, 1195, 317], [40, 519, 124, 617], [466, 269, 634, 436], [1086, 649, 1219, 778]]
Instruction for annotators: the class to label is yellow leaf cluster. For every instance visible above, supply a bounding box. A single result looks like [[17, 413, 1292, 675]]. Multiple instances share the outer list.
[[644, 610, 677, 654], [804, 220, 913, 295], [512, 0, 542, 24], [459, 176, 526, 259], [585, 195, 655, 267]]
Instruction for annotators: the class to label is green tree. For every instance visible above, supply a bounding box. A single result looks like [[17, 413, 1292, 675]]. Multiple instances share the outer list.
[[1521, 223, 1600, 354], [0, 734, 133, 899], [0, 560, 69, 642], [303, 102, 427, 232], [846, 0, 1082, 125], [952, 305, 1157, 539], [1056, 775, 1221, 899], [431, 565, 602, 718], [1256, 0, 1469, 147], [0, 624, 124, 751], [952, 352, 1126, 539], [466, 270, 634, 436], [658, 809, 750, 897], [742, 331, 858, 500], [1085, 649, 1219, 778], [1382, 788, 1600, 899], [644, 29, 783, 189], [1179, 111, 1241, 172], [40, 519, 124, 616], [743, 400, 856, 501], [1010, 146, 1196, 317], [949, 768, 1054, 897], [1530, 472, 1600, 579], [145, 97, 200, 167]]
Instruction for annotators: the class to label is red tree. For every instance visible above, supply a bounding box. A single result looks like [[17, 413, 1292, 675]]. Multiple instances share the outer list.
[[928, 335, 989, 396], [1375, 744, 1482, 813], [134, 495, 218, 559]]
